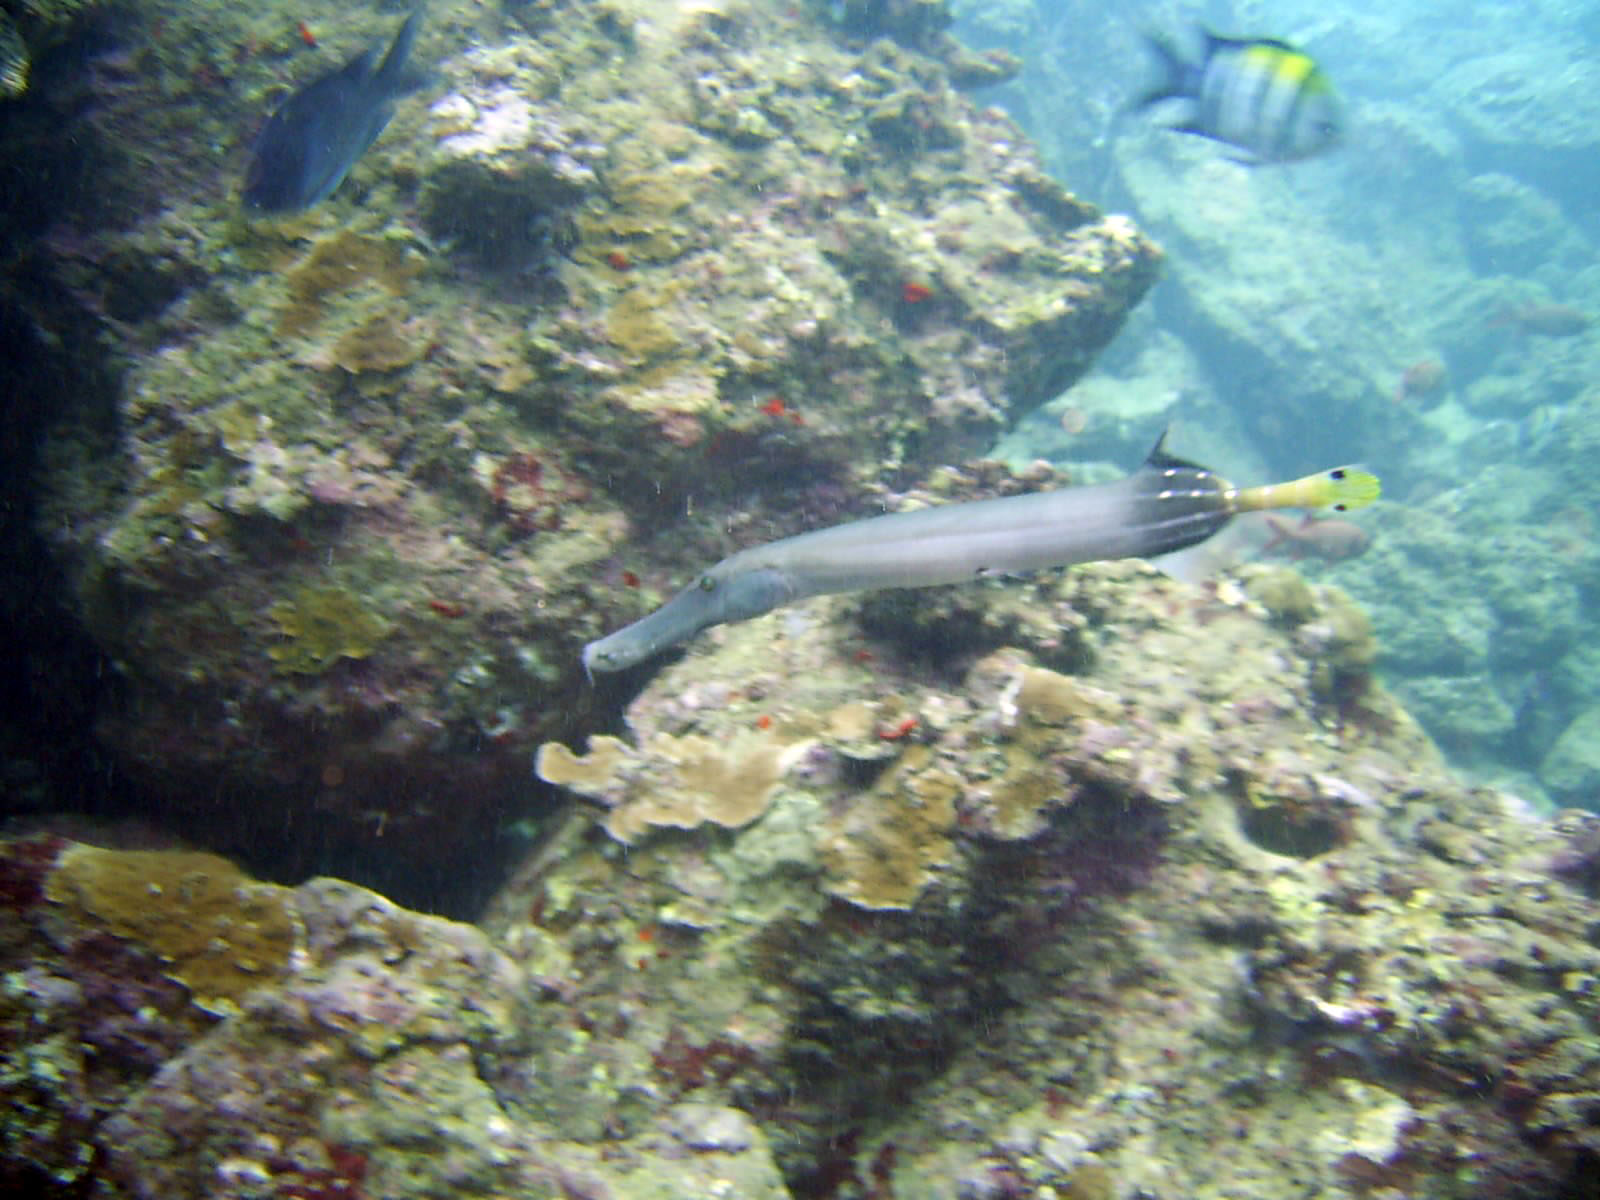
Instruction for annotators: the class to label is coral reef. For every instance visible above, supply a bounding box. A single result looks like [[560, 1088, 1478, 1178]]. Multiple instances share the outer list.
[[266, 585, 390, 675], [26, 0, 1157, 875], [13, 0, 1600, 1194], [537, 730, 804, 844], [516, 543, 1600, 1197], [0, 835, 791, 1198], [43, 843, 297, 1015], [8, 549, 1600, 1197]]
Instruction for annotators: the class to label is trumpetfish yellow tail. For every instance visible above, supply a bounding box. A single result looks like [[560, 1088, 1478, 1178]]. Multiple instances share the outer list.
[[1226, 465, 1382, 515]]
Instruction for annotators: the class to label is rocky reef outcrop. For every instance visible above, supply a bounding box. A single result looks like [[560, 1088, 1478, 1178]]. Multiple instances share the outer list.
[[29, 0, 1157, 873], [11, 2, 1600, 1196], [7, 552, 1600, 1197], [0, 835, 789, 1197]]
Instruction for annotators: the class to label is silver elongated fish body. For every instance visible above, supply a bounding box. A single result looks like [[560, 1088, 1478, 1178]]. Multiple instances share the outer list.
[[583, 441, 1379, 675], [582, 440, 1236, 676], [717, 459, 1231, 600], [1136, 30, 1341, 163]]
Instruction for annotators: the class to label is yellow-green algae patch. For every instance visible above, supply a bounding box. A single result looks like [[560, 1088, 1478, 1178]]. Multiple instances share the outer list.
[[974, 748, 1060, 842], [606, 283, 685, 362], [818, 745, 960, 911], [45, 845, 298, 1016], [1246, 566, 1319, 626], [279, 230, 424, 337], [329, 309, 426, 375], [578, 159, 706, 264], [1014, 665, 1122, 727], [267, 585, 390, 675], [962, 662, 1125, 840]]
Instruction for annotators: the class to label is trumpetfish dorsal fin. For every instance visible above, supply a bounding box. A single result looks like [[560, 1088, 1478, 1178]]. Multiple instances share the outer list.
[[1142, 427, 1213, 475]]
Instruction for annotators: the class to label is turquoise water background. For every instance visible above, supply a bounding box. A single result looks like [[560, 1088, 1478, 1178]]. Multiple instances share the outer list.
[[958, 0, 1600, 811]]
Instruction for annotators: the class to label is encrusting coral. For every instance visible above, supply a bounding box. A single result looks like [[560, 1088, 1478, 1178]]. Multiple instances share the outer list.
[[3, 838, 797, 1199], [266, 585, 390, 675], [522, 540, 1600, 1198], [7, 536, 1600, 1198], [537, 730, 809, 844], [44, 844, 298, 1016], [817, 744, 961, 910]]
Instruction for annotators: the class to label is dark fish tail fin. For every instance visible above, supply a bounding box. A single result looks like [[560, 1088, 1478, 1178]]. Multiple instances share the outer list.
[[1130, 33, 1198, 110], [1141, 428, 1212, 475], [376, 7, 424, 94]]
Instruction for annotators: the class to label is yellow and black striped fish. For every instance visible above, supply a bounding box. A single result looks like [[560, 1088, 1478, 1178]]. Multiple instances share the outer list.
[[1133, 30, 1342, 164], [2, 14, 29, 96]]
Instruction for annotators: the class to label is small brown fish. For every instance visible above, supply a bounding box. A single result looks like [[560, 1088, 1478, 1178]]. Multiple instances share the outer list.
[[1261, 513, 1371, 562], [1393, 358, 1446, 405], [1490, 304, 1592, 338]]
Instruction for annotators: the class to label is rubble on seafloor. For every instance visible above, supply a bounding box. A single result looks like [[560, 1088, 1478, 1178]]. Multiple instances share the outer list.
[[7, 559, 1600, 1198], [28, 0, 1157, 871]]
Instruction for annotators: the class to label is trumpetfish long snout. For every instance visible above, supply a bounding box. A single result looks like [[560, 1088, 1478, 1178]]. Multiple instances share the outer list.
[[582, 434, 1380, 675]]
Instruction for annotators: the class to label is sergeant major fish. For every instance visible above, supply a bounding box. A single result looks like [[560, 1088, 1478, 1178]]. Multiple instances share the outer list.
[[1132, 29, 1342, 164], [243, 9, 426, 212]]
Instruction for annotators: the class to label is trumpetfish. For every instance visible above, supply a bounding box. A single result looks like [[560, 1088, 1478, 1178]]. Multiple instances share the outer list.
[[583, 435, 1379, 675]]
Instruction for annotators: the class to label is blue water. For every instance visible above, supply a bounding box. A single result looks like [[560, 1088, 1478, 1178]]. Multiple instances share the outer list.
[[957, 0, 1600, 811]]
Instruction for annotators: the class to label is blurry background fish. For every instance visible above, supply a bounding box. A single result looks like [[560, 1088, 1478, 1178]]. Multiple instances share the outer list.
[[1393, 358, 1446, 406], [1259, 513, 1371, 562], [1489, 303, 1592, 338], [1130, 28, 1342, 164], [0, 13, 27, 96]]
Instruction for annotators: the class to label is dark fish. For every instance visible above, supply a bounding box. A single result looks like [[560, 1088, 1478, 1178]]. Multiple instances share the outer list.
[[243, 9, 425, 213], [1393, 358, 1446, 405], [1489, 304, 1592, 338], [1133, 30, 1342, 164]]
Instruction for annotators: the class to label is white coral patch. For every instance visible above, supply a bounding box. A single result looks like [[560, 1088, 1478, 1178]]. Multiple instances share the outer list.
[[436, 85, 534, 158]]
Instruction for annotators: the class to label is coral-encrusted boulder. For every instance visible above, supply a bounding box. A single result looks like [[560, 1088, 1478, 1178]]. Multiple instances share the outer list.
[[418, 0, 1158, 486], [8, 550, 1600, 1198], [37, 0, 1157, 876], [0, 836, 790, 1199], [523, 547, 1600, 1197]]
